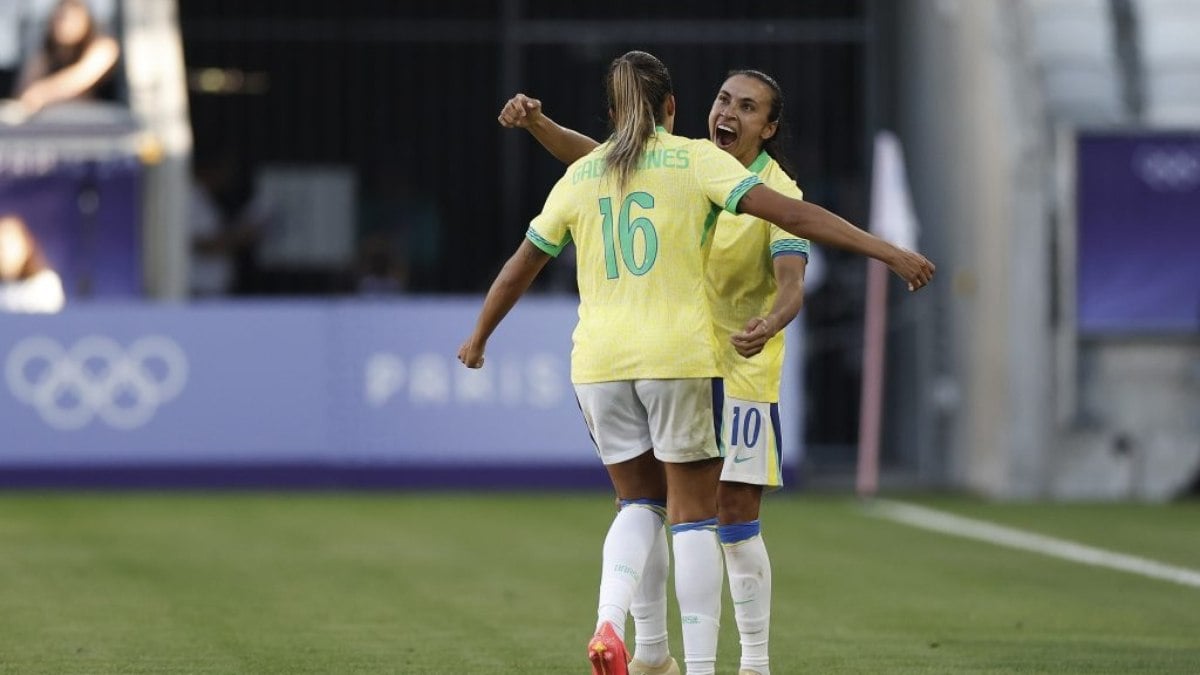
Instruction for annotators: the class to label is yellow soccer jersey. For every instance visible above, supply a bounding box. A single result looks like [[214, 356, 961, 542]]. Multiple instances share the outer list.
[[526, 127, 762, 384], [708, 151, 810, 402]]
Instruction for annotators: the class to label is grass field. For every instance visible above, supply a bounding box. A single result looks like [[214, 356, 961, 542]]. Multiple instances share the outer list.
[[0, 492, 1197, 674]]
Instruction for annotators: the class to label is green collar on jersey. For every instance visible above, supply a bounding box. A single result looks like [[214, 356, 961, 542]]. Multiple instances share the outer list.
[[748, 150, 771, 175], [655, 125, 666, 133]]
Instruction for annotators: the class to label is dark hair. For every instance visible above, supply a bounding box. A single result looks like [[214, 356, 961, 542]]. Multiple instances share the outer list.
[[605, 51, 673, 188], [42, 0, 98, 73], [0, 215, 51, 281], [725, 69, 798, 180]]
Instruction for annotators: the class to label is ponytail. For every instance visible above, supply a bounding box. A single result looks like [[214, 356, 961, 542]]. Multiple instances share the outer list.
[[605, 51, 672, 188]]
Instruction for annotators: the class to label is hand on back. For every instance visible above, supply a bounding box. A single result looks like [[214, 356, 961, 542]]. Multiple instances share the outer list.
[[731, 317, 774, 358]]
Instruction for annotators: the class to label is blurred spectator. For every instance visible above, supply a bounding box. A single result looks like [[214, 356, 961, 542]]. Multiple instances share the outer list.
[[0, 214, 65, 313], [359, 166, 441, 292], [355, 232, 408, 295], [10, 0, 119, 119], [188, 151, 269, 297], [356, 165, 411, 295]]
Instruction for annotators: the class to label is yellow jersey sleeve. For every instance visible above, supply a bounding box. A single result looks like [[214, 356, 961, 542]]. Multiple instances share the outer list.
[[763, 169, 810, 260], [769, 226, 811, 260], [526, 173, 575, 257], [690, 140, 763, 215]]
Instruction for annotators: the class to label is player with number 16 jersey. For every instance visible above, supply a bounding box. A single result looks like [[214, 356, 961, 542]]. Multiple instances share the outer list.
[[526, 127, 761, 386]]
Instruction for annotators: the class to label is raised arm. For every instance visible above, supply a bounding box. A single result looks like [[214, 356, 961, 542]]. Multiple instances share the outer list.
[[737, 185, 935, 291], [498, 93, 600, 166]]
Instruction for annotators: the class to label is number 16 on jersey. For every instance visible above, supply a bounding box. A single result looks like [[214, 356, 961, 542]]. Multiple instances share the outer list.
[[599, 192, 658, 279]]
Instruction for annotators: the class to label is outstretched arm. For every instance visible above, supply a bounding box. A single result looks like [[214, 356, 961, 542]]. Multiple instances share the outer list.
[[737, 185, 935, 291], [498, 93, 600, 166], [731, 254, 807, 358], [458, 239, 552, 368]]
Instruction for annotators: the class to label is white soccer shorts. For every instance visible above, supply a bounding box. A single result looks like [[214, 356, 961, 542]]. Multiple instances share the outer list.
[[574, 378, 723, 465], [718, 396, 784, 489]]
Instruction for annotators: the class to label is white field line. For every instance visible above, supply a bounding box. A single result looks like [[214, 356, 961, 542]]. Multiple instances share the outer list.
[[867, 499, 1200, 590]]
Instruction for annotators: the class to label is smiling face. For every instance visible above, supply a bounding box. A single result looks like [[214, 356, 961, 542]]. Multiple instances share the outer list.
[[708, 74, 779, 168]]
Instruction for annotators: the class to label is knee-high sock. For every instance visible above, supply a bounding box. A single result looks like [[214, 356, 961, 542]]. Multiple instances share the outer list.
[[721, 520, 771, 675], [672, 518, 722, 675], [596, 502, 666, 641], [630, 511, 670, 665]]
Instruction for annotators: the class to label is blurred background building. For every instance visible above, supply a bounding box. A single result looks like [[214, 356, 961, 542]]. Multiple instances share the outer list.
[[0, 0, 1196, 499]]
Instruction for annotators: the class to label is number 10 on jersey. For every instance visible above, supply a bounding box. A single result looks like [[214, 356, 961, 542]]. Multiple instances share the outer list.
[[599, 192, 658, 279], [730, 404, 763, 449]]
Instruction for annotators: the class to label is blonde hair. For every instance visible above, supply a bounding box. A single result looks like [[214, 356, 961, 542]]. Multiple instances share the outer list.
[[605, 51, 672, 189]]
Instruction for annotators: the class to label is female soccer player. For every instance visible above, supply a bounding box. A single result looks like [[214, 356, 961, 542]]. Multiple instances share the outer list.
[[460, 50, 932, 675], [497, 69, 808, 675]]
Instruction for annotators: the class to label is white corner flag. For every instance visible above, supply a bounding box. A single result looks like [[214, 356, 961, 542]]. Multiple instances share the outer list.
[[857, 130, 920, 497], [869, 131, 919, 250]]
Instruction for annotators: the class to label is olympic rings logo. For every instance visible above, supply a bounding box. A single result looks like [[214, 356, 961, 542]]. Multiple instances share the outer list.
[[5, 335, 188, 430], [1133, 145, 1200, 192]]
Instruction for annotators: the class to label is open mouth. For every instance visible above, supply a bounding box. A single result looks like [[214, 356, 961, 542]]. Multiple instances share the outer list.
[[714, 124, 738, 150]]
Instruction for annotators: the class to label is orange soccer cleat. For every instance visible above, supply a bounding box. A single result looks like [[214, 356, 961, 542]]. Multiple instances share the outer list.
[[587, 621, 630, 675]]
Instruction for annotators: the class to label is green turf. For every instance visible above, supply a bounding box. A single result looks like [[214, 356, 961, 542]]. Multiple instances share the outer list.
[[0, 493, 1197, 674]]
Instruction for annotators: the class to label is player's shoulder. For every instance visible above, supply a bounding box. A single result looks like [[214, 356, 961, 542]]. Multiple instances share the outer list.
[[552, 143, 611, 194], [760, 158, 803, 199], [670, 133, 723, 156], [566, 142, 609, 171]]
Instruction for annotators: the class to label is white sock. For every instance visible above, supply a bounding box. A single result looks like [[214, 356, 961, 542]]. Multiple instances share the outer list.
[[672, 519, 722, 675], [631, 519, 670, 666], [596, 503, 664, 641], [721, 521, 771, 675]]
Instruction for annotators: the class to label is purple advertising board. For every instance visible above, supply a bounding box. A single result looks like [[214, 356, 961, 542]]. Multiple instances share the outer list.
[[0, 299, 804, 488], [0, 304, 335, 465], [0, 154, 142, 299], [1076, 133, 1200, 334], [331, 298, 593, 466]]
